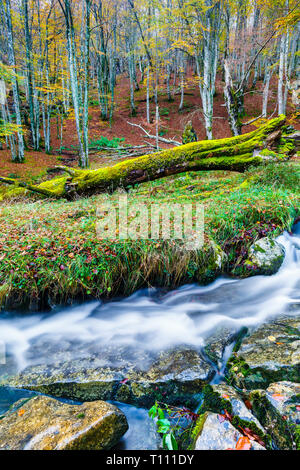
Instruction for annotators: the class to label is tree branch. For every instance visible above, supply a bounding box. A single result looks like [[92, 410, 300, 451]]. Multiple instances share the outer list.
[[0, 177, 58, 198], [127, 121, 181, 146], [242, 114, 263, 126]]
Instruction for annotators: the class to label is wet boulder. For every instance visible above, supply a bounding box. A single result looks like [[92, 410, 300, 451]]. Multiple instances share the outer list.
[[196, 383, 269, 448], [249, 387, 298, 450], [0, 395, 128, 450], [0, 345, 215, 408], [245, 237, 285, 275], [226, 316, 300, 390], [203, 327, 234, 365], [193, 412, 265, 450], [202, 383, 264, 430], [265, 381, 300, 425]]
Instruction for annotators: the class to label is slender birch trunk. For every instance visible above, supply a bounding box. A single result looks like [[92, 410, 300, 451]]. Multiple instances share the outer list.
[[262, 61, 273, 118], [198, 0, 222, 140], [224, 59, 241, 136], [59, 0, 88, 167], [23, 0, 37, 149], [82, 0, 91, 166], [0, 0, 24, 162], [278, 33, 286, 115], [178, 53, 185, 111]]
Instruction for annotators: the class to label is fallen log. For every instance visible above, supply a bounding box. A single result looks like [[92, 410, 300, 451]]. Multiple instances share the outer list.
[[0, 176, 59, 198], [0, 116, 288, 199]]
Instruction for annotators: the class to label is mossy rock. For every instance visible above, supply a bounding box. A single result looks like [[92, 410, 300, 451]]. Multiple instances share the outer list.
[[197, 383, 270, 448], [265, 381, 300, 419], [192, 412, 265, 450], [226, 316, 300, 390], [0, 346, 214, 408], [249, 389, 297, 449], [0, 395, 128, 450], [245, 237, 285, 275]]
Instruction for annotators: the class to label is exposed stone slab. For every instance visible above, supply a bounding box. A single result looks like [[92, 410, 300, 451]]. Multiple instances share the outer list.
[[265, 381, 300, 425], [194, 412, 265, 450], [227, 316, 300, 390], [0, 395, 128, 450], [210, 383, 264, 431], [0, 346, 214, 408]]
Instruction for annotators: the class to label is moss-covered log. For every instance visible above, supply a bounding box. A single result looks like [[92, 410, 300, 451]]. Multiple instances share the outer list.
[[0, 116, 288, 199]]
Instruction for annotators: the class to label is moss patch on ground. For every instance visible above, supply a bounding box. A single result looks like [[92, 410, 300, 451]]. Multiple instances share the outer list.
[[0, 160, 299, 309]]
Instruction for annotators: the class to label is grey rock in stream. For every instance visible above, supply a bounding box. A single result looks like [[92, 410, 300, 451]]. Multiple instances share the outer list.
[[245, 237, 285, 275], [0, 344, 215, 408], [209, 383, 264, 431], [265, 381, 300, 425], [247, 381, 300, 449], [203, 327, 235, 366], [193, 412, 265, 450], [227, 316, 300, 390], [0, 395, 128, 450]]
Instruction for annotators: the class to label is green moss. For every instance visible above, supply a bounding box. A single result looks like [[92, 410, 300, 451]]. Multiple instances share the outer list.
[[7, 116, 286, 199], [231, 415, 271, 449], [226, 354, 252, 384], [0, 185, 27, 202], [182, 121, 197, 144], [277, 138, 295, 155], [259, 149, 277, 157], [188, 412, 208, 449], [294, 425, 300, 450], [254, 244, 267, 254], [197, 384, 233, 415], [249, 390, 294, 449], [232, 327, 248, 353], [38, 176, 68, 196], [225, 351, 300, 390]]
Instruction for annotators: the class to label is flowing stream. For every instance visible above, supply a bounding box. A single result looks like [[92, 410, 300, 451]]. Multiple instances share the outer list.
[[0, 222, 299, 449]]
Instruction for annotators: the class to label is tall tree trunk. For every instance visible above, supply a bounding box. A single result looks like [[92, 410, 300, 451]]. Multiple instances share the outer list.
[[23, 0, 37, 149], [198, 0, 222, 140], [262, 61, 273, 118], [178, 53, 185, 111], [0, 0, 24, 162], [146, 64, 150, 123], [82, 0, 91, 166], [109, 13, 117, 125], [59, 0, 88, 167], [278, 33, 286, 115], [223, 59, 242, 136]]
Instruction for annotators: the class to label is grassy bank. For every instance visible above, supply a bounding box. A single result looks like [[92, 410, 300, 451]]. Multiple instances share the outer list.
[[0, 161, 299, 310]]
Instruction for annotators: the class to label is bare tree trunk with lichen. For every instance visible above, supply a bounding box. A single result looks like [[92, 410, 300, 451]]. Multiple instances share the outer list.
[[0, 0, 24, 162], [224, 59, 242, 136], [0, 116, 288, 200]]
